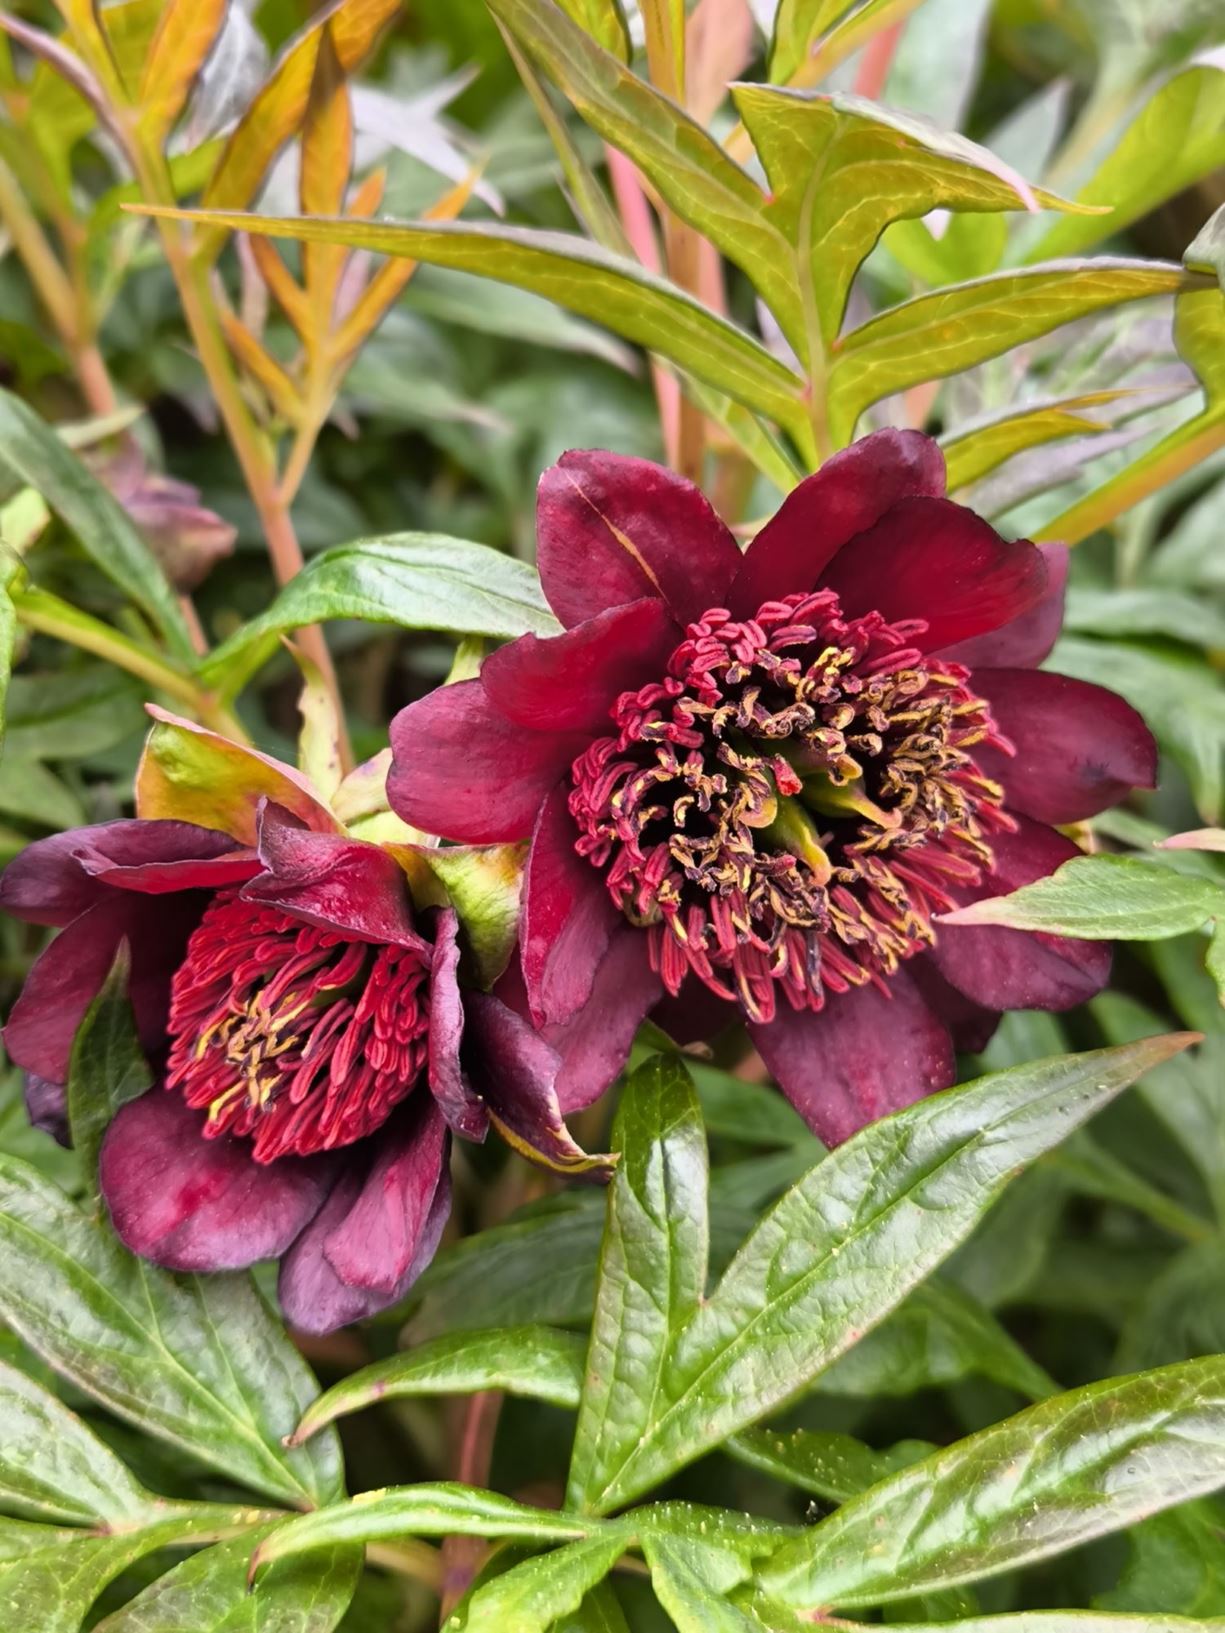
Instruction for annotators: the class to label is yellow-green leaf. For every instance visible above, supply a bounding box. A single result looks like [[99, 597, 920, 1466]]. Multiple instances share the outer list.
[[942, 391, 1139, 491], [136, 0, 227, 141]]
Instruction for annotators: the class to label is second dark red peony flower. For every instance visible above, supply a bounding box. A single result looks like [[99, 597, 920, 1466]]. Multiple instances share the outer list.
[[389, 429, 1157, 1145]]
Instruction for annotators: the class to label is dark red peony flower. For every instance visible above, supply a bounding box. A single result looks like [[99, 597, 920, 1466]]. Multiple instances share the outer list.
[[388, 430, 1157, 1144], [0, 714, 599, 1332]]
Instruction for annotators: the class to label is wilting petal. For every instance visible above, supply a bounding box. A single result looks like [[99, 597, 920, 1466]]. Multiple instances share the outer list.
[[971, 668, 1156, 824], [99, 1091, 334, 1272], [729, 429, 946, 615], [817, 497, 1049, 653], [939, 543, 1068, 669], [482, 599, 678, 734], [0, 819, 247, 926], [907, 956, 1000, 1055], [24, 1074, 69, 1147], [4, 894, 200, 1083], [463, 990, 613, 1175], [749, 970, 956, 1146], [279, 1100, 451, 1333], [537, 448, 743, 628], [243, 804, 426, 949], [389, 680, 586, 844], [426, 908, 488, 1140], [522, 785, 621, 1027], [931, 816, 1111, 1011]]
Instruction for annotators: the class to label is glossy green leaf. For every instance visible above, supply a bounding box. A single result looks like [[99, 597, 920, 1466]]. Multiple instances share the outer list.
[[728, 1428, 932, 1503], [643, 1534, 764, 1633], [572, 1036, 1192, 1513], [458, 1528, 633, 1632], [768, 0, 851, 84], [66, 952, 152, 1184], [198, 533, 559, 695], [835, 1618, 1225, 1633], [567, 1056, 708, 1511], [1028, 59, 1225, 263], [0, 1154, 342, 1509], [92, 1523, 360, 1632], [291, 1326, 586, 1444], [941, 855, 1225, 939], [552, 1582, 632, 1632], [553, 0, 629, 61], [0, 391, 193, 658], [827, 260, 1204, 444], [761, 1354, 1225, 1609]]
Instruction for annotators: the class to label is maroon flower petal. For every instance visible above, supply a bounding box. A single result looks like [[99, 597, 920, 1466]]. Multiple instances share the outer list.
[[24, 1074, 70, 1147], [242, 804, 426, 949], [972, 669, 1157, 824], [537, 448, 743, 628], [388, 680, 586, 844], [481, 599, 678, 735], [545, 929, 662, 1114], [938, 543, 1068, 669], [426, 908, 489, 1140], [0, 819, 245, 926], [651, 978, 737, 1049], [522, 785, 621, 1027], [907, 956, 1000, 1055], [931, 816, 1112, 1011], [99, 1091, 335, 1272], [817, 497, 1049, 653], [463, 990, 613, 1174], [748, 969, 956, 1146], [728, 429, 946, 616]]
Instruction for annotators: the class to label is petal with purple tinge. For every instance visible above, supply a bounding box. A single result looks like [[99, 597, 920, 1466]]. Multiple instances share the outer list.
[[463, 990, 613, 1175], [749, 970, 956, 1146], [0, 819, 246, 926], [939, 543, 1068, 669], [278, 1102, 451, 1332], [389, 681, 586, 845], [24, 1074, 69, 1147], [817, 498, 1049, 653], [522, 785, 621, 1027], [907, 956, 1000, 1055], [243, 804, 426, 949], [99, 1091, 334, 1272], [545, 929, 662, 1114], [537, 449, 743, 628], [729, 429, 946, 615], [427, 908, 488, 1140], [482, 598, 678, 734], [931, 817, 1112, 1011], [972, 668, 1156, 824]]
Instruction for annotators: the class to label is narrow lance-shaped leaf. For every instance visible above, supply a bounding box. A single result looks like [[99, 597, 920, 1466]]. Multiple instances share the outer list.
[[941, 391, 1139, 491], [760, 1353, 1225, 1610], [940, 855, 1225, 940], [768, 0, 855, 85], [136, 0, 228, 143], [554, 0, 630, 62], [300, 24, 353, 345]]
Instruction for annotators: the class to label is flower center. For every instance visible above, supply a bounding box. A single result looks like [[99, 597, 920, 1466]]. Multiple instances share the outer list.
[[569, 591, 1014, 1023], [165, 888, 430, 1162]]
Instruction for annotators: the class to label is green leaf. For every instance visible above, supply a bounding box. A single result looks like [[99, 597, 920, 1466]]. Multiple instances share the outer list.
[[767, 0, 851, 84], [0, 1357, 150, 1524], [941, 855, 1225, 939], [728, 1427, 932, 1504], [408, 842, 525, 989], [826, 1618, 1225, 1633], [571, 1036, 1192, 1513], [91, 1523, 360, 1632], [1, 665, 144, 760], [734, 86, 1074, 349], [1099, 1496, 1225, 1616], [66, 951, 152, 1184], [290, 1325, 587, 1443], [567, 1055, 708, 1511], [1027, 59, 1225, 263], [0, 757, 85, 828], [760, 1354, 1225, 1610], [0, 390, 193, 659], [827, 260, 1204, 445], [942, 394, 1136, 491], [457, 1529, 634, 1633], [551, 1582, 632, 1632], [0, 1154, 342, 1509], [135, 211, 811, 449], [199, 533, 560, 695], [553, 0, 630, 61], [643, 1533, 765, 1633], [1063, 585, 1225, 649], [0, 549, 19, 750]]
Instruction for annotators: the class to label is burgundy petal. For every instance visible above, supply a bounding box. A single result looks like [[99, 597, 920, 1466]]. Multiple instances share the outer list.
[[481, 598, 678, 734], [651, 977, 737, 1049], [817, 497, 1049, 653], [426, 908, 488, 1140], [279, 1100, 451, 1333], [522, 785, 620, 1027], [463, 990, 612, 1175], [749, 969, 956, 1146], [0, 819, 245, 926], [728, 429, 946, 616], [971, 668, 1157, 824], [24, 1074, 70, 1147], [938, 543, 1068, 669], [537, 448, 743, 628], [907, 956, 1000, 1055], [388, 680, 586, 844], [544, 929, 662, 1114], [242, 804, 426, 949], [930, 816, 1112, 1011], [99, 1091, 334, 1272]]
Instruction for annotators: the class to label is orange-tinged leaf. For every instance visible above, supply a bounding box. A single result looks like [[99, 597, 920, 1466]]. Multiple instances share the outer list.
[[99, 0, 165, 99], [348, 164, 386, 217], [249, 235, 312, 343], [138, 0, 228, 143], [136, 706, 341, 842], [220, 309, 302, 422], [198, 0, 398, 259], [301, 26, 353, 341]]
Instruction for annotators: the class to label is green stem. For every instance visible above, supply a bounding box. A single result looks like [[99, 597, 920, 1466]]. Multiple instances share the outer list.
[[15, 586, 248, 741]]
